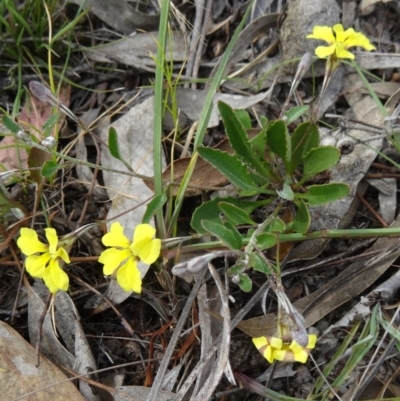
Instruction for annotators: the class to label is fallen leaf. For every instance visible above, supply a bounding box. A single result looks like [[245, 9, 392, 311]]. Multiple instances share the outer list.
[[0, 320, 86, 401]]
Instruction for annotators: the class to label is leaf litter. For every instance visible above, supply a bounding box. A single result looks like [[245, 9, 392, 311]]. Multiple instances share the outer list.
[[2, 0, 400, 400]]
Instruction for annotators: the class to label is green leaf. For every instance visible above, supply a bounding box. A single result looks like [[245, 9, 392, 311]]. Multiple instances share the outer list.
[[302, 183, 350, 206], [272, 218, 286, 233], [249, 253, 271, 274], [228, 261, 246, 275], [41, 160, 61, 179], [201, 219, 243, 250], [218, 101, 270, 177], [234, 109, 252, 129], [197, 147, 260, 192], [191, 196, 271, 234], [42, 113, 60, 137], [142, 193, 167, 224], [219, 202, 256, 225], [302, 146, 340, 181], [256, 233, 277, 250], [284, 105, 309, 125], [248, 128, 267, 158], [288, 122, 320, 175], [292, 199, 310, 234], [238, 273, 252, 292], [2, 115, 21, 134], [108, 127, 134, 172], [276, 179, 294, 201], [266, 120, 291, 167]]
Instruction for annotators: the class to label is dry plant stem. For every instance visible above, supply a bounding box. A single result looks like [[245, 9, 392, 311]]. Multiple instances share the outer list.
[[192, 263, 231, 401], [69, 273, 134, 335], [174, 278, 272, 400], [301, 242, 400, 317], [185, 0, 205, 85], [76, 130, 102, 227], [351, 308, 400, 400], [145, 267, 207, 401], [0, 223, 23, 323], [356, 191, 389, 227], [309, 354, 343, 401], [191, 0, 212, 90], [35, 292, 52, 367]]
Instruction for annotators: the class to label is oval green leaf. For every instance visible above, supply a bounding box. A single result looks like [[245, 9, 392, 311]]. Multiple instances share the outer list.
[[302, 183, 350, 206], [219, 202, 256, 225], [197, 147, 260, 192], [201, 219, 243, 250], [302, 146, 340, 181]]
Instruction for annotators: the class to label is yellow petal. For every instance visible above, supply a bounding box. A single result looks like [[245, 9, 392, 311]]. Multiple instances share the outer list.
[[293, 349, 309, 363], [45, 228, 58, 254], [272, 349, 288, 361], [25, 253, 51, 278], [53, 247, 71, 264], [102, 222, 130, 248], [333, 24, 355, 42], [307, 334, 317, 349], [44, 259, 69, 293], [99, 248, 131, 275], [269, 337, 283, 349], [289, 340, 303, 353], [17, 228, 48, 255], [335, 43, 355, 59], [116, 258, 142, 293], [306, 26, 335, 44], [137, 238, 161, 264], [345, 32, 375, 51], [133, 224, 156, 243], [252, 337, 275, 363], [315, 44, 336, 58]]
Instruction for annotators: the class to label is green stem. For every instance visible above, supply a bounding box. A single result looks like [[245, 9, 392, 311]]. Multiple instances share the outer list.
[[180, 227, 400, 252]]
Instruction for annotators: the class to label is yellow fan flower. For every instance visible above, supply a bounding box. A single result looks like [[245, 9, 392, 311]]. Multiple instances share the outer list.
[[17, 228, 70, 293], [307, 24, 375, 60], [272, 334, 317, 363], [99, 222, 161, 293], [252, 336, 283, 363]]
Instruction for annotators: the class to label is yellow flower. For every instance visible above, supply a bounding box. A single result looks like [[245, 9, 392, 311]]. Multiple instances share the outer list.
[[17, 228, 70, 293], [252, 336, 283, 363], [99, 222, 161, 293], [272, 334, 317, 363], [307, 24, 375, 60]]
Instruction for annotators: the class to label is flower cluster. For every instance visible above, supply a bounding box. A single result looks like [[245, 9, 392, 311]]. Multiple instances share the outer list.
[[253, 334, 317, 364], [98, 222, 161, 293], [17, 228, 70, 293], [307, 24, 375, 61]]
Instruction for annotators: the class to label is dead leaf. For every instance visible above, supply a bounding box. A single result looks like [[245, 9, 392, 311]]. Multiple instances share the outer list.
[[89, 96, 166, 308], [85, 32, 187, 71], [154, 129, 262, 196], [0, 85, 70, 171], [109, 386, 176, 401], [68, 0, 159, 33], [0, 320, 86, 401]]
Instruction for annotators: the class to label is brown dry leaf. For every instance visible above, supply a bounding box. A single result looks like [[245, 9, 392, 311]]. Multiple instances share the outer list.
[[0, 320, 86, 401], [19, 84, 70, 136], [295, 215, 400, 328], [236, 313, 277, 338], [0, 84, 70, 171], [154, 129, 262, 196]]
